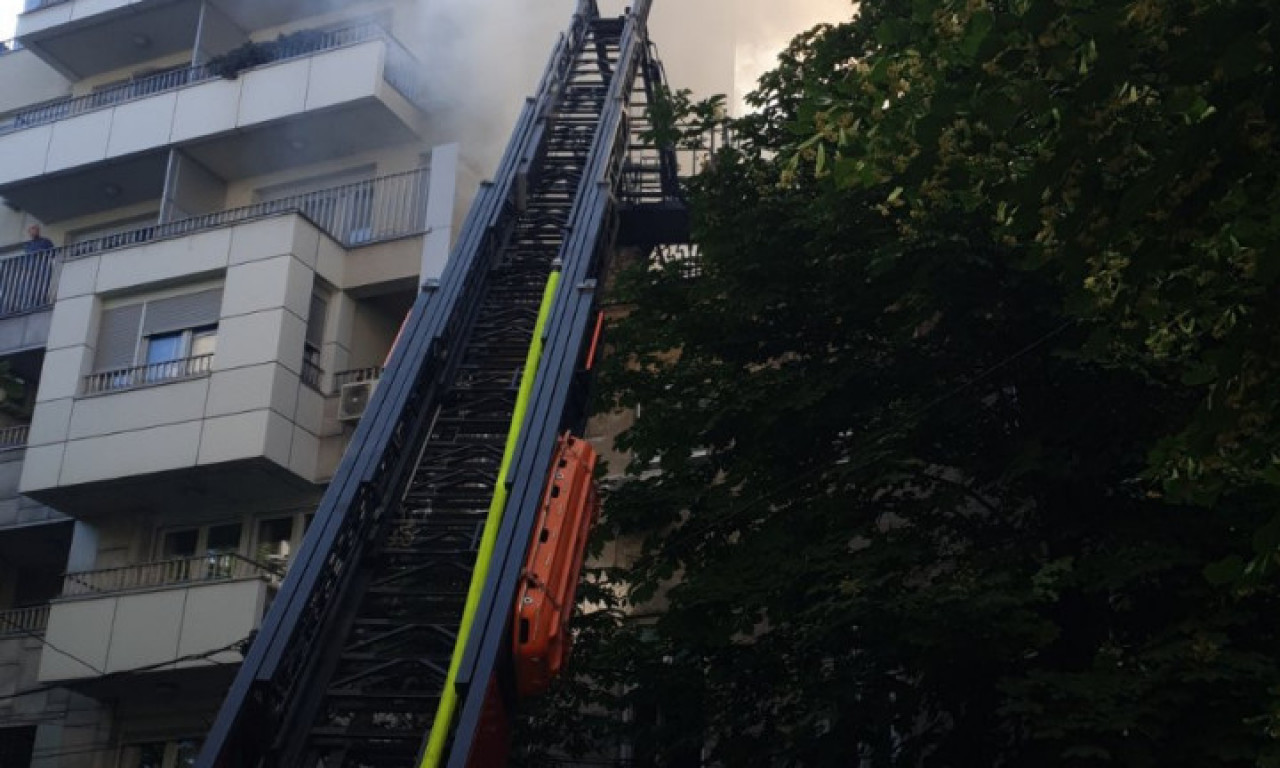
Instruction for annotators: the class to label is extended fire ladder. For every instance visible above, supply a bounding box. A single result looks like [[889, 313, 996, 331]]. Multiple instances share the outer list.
[[196, 2, 682, 766]]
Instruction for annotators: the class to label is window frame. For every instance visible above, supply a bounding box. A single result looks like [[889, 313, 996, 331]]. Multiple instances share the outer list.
[[119, 736, 201, 768], [89, 283, 222, 394]]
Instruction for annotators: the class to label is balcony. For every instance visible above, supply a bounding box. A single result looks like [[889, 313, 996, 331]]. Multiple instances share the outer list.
[[0, 604, 49, 636], [0, 165, 429, 332], [19, 222, 420, 514], [82, 354, 212, 395], [37, 554, 277, 682], [17, 0, 352, 80], [0, 424, 31, 451], [0, 23, 430, 222], [0, 247, 57, 318], [17, 0, 203, 81]]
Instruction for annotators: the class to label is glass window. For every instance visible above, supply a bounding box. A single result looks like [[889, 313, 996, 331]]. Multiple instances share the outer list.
[[145, 332, 184, 365], [122, 739, 201, 768], [256, 518, 294, 570], [191, 326, 217, 358], [162, 529, 198, 558], [206, 523, 242, 554]]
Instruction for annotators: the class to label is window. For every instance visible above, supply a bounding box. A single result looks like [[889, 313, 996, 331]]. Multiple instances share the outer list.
[[160, 522, 243, 580], [90, 287, 222, 393], [302, 289, 328, 389], [144, 324, 217, 382], [121, 738, 200, 768], [253, 513, 313, 573]]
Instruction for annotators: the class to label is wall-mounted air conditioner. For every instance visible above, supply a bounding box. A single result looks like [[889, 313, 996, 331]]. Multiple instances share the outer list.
[[338, 380, 377, 422]]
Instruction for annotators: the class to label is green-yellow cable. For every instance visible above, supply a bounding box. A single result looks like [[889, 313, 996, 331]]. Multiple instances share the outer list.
[[419, 265, 563, 768]]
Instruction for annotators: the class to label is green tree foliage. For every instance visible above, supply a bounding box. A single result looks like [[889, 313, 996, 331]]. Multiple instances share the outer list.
[[520, 1, 1280, 766]]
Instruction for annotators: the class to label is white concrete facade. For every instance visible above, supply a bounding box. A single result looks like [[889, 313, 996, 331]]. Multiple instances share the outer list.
[[0, 39, 424, 189], [38, 576, 273, 683], [0, 0, 450, 764]]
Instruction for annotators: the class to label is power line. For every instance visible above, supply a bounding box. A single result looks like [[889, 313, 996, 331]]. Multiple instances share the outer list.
[[0, 635, 250, 705], [0, 611, 105, 676]]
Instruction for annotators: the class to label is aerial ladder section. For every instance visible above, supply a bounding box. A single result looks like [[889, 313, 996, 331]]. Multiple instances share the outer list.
[[196, 2, 682, 766]]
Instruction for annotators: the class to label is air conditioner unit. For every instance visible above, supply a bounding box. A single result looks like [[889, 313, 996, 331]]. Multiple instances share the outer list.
[[338, 380, 377, 422]]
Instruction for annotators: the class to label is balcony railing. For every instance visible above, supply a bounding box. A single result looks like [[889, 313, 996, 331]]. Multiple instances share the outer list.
[[0, 247, 57, 318], [0, 423, 31, 451], [301, 357, 324, 390], [60, 554, 281, 599], [83, 353, 213, 395], [51, 166, 431, 268], [0, 604, 49, 636], [332, 366, 384, 393], [0, 21, 422, 135]]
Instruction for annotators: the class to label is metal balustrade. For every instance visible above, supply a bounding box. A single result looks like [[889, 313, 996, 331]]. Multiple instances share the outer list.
[[301, 357, 325, 390], [0, 248, 57, 318], [51, 166, 431, 268], [83, 353, 213, 395], [0, 423, 31, 451], [61, 554, 281, 598], [0, 21, 424, 135], [331, 366, 384, 393], [0, 604, 49, 636]]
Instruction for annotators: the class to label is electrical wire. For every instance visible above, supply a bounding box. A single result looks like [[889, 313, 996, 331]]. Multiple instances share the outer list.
[[0, 635, 250, 705], [0, 611, 105, 676]]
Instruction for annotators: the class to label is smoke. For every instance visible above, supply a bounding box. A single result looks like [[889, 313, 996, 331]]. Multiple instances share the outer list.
[[403, 0, 576, 173], [727, 0, 856, 107], [399, 0, 856, 174], [648, 0, 856, 110]]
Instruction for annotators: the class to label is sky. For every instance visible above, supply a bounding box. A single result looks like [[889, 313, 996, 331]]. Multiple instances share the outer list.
[[0, 0, 18, 41]]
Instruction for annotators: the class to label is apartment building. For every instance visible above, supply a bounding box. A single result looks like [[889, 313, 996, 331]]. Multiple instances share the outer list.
[[0, 0, 462, 764]]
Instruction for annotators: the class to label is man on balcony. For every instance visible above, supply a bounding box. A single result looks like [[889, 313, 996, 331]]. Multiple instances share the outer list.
[[5, 225, 56, 314], [23, 225, 54, 255]]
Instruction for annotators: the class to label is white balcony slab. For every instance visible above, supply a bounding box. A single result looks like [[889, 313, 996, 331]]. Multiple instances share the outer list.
[[0, 41, 422, 194], [58, 421, 203, 486], [0, 125, 54, 186], [205, 363, 298, 420], [171, 78, 241, 143], [38, 577, 270, 682], [0, 49, 69, 116], [305, 43, 383, 111], [67, 377, 210, 440], [106, 91, 178, 157], [239, 58, 310, 127], [46, 109, 112, 173]]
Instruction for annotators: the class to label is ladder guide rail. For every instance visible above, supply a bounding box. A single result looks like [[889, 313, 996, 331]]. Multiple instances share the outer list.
[[197, 2, 669, 765], [449, 5, 654, 763]]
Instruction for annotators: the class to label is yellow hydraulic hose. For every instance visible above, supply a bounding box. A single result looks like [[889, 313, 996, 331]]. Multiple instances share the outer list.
[[419, 265, 563, 768]]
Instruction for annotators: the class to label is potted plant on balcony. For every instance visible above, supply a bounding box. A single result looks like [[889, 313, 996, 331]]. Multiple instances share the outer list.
[[205, 29, 332, 80]]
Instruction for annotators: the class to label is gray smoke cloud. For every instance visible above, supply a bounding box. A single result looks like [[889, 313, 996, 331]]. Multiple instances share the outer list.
[[401, 0, 855, 174]]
